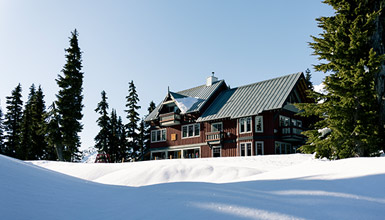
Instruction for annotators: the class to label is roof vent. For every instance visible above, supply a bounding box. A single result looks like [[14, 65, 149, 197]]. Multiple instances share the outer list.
[[206, 72, 218, 86]]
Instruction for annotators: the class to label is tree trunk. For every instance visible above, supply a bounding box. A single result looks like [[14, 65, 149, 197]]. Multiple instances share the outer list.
[[372, 0, 385, 149]]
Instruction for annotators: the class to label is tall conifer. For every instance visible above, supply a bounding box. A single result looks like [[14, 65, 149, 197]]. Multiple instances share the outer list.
[[371, 0, 385, 149], [95, 91, 110, 153], [0, 104, 4, 154], [31, 86, 49, 159], [298, 0, 384, 158], [108, 109, 118, 162], [46, 102, 63, 160], [143, 101, 156, 157], [4, 84, 23, 158], [125, 80, 140, 156], [55, 29, 84, 161], [20, 84, 36, 159], [117, 115, 128, 162]]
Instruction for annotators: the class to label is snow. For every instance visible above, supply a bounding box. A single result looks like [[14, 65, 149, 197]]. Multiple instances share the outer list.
[[314, 83, 326, 95], [318, 127, 331, 138], [80, 147, 98, 163], [174, 96, 199, 113], [1, 154, 385, 219]]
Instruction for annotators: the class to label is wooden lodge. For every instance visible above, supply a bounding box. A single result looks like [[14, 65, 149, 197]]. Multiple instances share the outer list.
[[145, 72, 311, 159]]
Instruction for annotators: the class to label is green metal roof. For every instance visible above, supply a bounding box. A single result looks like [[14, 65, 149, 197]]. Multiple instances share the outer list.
[[197, 72, 303, 122]]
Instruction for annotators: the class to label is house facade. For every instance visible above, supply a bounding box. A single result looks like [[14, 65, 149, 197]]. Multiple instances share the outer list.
[[145, 72, 311, 159]]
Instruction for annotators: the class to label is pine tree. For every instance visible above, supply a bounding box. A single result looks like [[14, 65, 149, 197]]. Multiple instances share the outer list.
[[138, 119, 145, 159], [125, 80, 140, 158], [95, 91, 110, 154], [31, 86, 49, 160], [20, 84, 36, 160], [371, 0, 385, 149], [4, 84, 23, 158], [108, 109, 121, 162], [305, 68, 313, 90], [298, 0, 384, 159], [55, 29, 84, 161], [46, 102, 63, 160], [143, 101, 156, 158], [116, 115, 128, 162], [148, 101, 156, 114], [0, 104, 4, 154]]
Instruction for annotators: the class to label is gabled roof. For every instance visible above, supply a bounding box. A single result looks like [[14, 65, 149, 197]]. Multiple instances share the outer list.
[[197, 72, 304, 122], [145, 80, 226, 122], [177, 80, 225, 112]]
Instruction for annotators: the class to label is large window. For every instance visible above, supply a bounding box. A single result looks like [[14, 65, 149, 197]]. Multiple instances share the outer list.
[[211, 122, 223, 132], [275, 141, 292, 154], [255, 141, 264, 155], [182, 123, 200, 138], [239, 117, 252, 133], [280, 115, 303, 134], [151, 129, 166, 142], [255, 116, 263, 133], [240, 142, 252, 156]]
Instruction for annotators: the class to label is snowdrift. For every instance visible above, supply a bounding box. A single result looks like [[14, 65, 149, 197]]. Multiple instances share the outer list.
[[1, 154, 385, 219]]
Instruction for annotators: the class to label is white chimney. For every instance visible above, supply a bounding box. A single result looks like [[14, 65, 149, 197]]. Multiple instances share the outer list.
[[206, 72, 218, 86]]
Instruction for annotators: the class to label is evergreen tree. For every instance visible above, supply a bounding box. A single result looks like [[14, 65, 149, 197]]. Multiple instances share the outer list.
[[305, 68, 313, 90], [31, 86, 49, 160], [125, 80, 140, 157], [116, 115, 128, 162], [0, 104, 4, 154], [143, 101, 156, 158], [108, 109, 126, 162], [371, 0, 385, 149], [55, 29, 84, 161], [138, 119, 145, 159], [298, 0, 384, 159], [4, 84, 23, 158], [46, 102, 63, 161], [95, 91, 110, 153], [20, 84, 36, 160]]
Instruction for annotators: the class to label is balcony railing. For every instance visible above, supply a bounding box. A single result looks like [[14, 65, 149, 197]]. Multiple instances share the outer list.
[[282, 126, 303, 135], [206, 131, 223, 142], [159, 112, 181, 126]]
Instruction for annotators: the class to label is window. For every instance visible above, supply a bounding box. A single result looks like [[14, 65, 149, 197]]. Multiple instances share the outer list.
[[275, 142, 292, 154], [240, 142, 252, 156], [182, 123, 200, 138], [151, 129, 166, 142], [211, 122, 223, 132], [255, 141, 264, 155], [255, 116, 263, 133], [279, 115, 290, 127], [213, 147, 221, 157], [152, 151, 166, 160], [239, 117, 252, 133], [183, 148, 200, 159]]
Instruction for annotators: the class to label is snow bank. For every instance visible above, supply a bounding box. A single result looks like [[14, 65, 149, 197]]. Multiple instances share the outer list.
[[2, 154, 385, 220], [31, 154, 312, 186]]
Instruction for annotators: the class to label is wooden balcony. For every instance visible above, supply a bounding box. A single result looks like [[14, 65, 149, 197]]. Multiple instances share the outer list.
[[159, 112, 181, 126], [206, 131, 223, 145]]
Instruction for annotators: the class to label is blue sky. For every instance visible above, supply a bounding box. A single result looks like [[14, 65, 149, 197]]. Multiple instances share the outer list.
[[0, 0, 334, 150]]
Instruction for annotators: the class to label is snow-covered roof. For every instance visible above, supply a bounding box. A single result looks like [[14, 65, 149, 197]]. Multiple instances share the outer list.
[[145, 80, 226, 121]]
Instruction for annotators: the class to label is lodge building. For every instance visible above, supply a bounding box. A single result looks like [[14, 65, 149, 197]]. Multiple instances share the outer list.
[[145, 72, 311, 159]]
